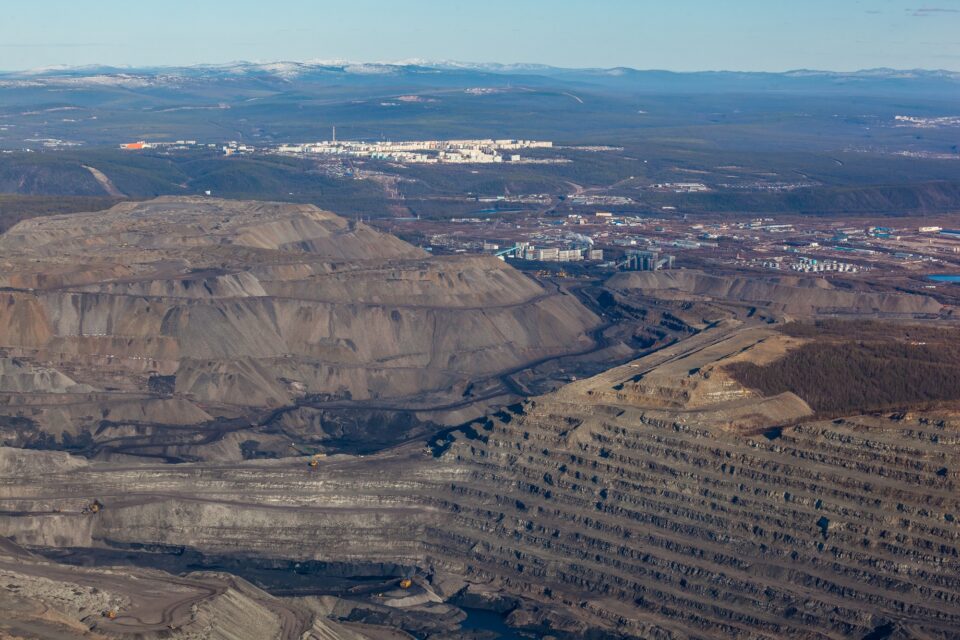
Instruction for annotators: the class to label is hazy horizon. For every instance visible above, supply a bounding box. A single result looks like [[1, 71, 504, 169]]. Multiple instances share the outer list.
[[6, 0, 960, 73], [4, 58, 960, 75]]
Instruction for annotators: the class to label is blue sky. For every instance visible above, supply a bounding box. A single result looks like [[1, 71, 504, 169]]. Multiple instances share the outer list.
[[2, 0, 959, 71]]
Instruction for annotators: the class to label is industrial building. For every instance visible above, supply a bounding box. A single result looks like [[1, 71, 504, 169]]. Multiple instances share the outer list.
[[275, 138, 553, 164], [620, 250, 675, 271]]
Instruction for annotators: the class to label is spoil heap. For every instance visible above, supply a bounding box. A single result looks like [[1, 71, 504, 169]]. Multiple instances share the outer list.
[[0, 536, 382, 639], [608, 270, 944, 317], [0, 197, 600, 454]]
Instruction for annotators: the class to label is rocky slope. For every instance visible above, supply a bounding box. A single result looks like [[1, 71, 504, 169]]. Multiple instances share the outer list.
[[0, 537, 397, 640], [1, 323, 958, 638], [608, 270, 945, 317], [0, 197, 600, 454]]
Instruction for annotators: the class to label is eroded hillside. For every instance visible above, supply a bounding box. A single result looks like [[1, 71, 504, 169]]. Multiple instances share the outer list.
[[0, 197, 601, 457], [607, 270, 945, 318]]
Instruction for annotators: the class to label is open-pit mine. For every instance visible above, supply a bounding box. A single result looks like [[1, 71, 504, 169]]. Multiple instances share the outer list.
[[0, 198, 958, 639]]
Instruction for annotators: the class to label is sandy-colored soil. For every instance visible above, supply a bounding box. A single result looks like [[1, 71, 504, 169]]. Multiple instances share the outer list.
[[81, 166, 125, 198], [564, 322, 815, 430]]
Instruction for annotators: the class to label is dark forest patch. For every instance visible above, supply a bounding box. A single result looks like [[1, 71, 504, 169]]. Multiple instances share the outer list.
[[727, 321, 960, 415]]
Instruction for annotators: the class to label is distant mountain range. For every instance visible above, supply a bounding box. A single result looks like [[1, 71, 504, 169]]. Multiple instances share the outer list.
[[3, 61, 960, 87]]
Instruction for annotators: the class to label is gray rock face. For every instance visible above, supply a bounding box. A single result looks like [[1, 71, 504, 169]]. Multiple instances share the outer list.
[[1, 326, 958, 638], [0, 537, 379, 639], [608, 270, 944, 317], [0, 197, 600, 450]]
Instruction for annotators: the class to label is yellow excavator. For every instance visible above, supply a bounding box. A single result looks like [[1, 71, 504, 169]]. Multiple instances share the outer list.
[[83, 500, 104, 515], [307, 453, 327, 468], [399, 578, 413, 589], [103, 609, 118, 620]]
